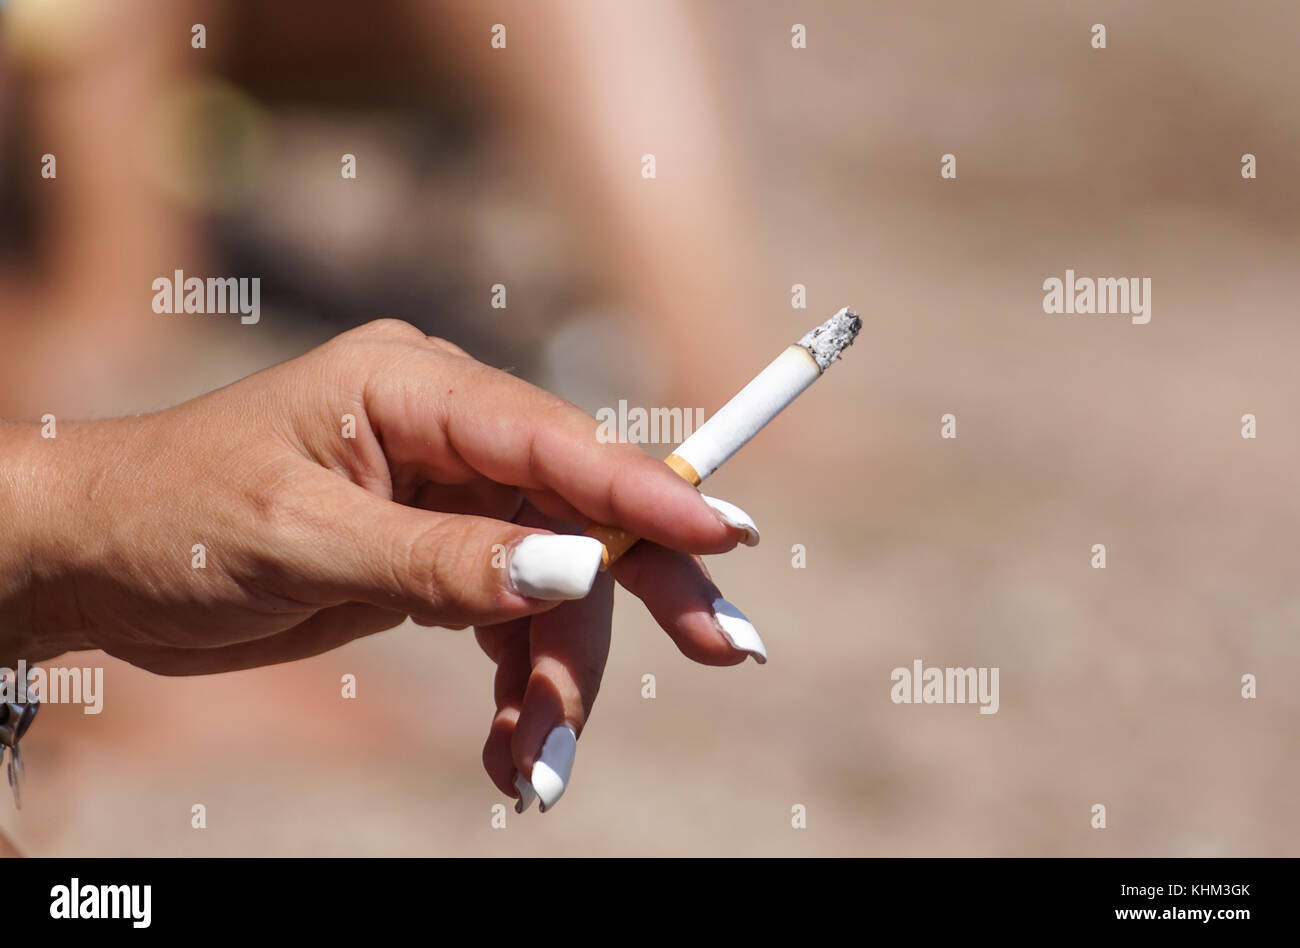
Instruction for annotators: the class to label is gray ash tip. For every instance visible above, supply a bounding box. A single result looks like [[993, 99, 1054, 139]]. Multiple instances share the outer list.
[[796, 307, 862, 371]]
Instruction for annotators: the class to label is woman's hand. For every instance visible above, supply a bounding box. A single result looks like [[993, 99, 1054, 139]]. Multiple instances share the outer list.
[[0, 319, 765, 810]]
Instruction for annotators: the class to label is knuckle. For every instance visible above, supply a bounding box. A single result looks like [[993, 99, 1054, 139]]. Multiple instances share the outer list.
[[354, 318, 427, 344], [400, 518, 502, 622]]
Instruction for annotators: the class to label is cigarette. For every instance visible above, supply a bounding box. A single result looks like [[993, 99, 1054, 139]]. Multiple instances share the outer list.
[[585, 306, 862, 568]]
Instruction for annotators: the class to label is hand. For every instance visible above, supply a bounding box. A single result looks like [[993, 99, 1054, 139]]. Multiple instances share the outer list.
[[0, 319, 766, 810]]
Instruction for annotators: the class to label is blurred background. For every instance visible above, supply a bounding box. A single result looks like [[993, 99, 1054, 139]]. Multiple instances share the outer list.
[[2, 0, 1298, 855]]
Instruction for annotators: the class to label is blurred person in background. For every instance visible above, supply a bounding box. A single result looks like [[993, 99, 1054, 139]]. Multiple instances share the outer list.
[[0, 0, 773, 856]]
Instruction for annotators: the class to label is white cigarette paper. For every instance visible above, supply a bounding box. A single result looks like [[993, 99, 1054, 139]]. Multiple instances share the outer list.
[[676, 306, 862, 482], [587, 306, 861, 566]]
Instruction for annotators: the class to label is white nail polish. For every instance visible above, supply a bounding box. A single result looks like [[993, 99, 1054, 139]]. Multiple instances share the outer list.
[[530, 724, 577, 812], [508, 535, 603, 600], [712, 597, 767, 664], [701, 495, 760, 546], [514, 773, 537, 814]]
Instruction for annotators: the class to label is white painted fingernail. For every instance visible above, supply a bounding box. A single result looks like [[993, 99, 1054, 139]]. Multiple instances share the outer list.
[[530, 724, 578, 812], [514, 773, 537, 813], [507, 535, 603, 600], [702, 495, 760, 546], [712, 597, 767, 664]]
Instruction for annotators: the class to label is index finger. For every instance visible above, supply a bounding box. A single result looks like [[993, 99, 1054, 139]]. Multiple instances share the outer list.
[[366, 345, 739, 555]]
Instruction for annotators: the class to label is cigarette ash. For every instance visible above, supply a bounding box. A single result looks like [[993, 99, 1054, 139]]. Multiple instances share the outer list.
[[797, 307, 862, 371]]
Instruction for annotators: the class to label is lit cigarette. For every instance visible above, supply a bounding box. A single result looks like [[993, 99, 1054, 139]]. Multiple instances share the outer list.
[[586, 306, 862, 567]]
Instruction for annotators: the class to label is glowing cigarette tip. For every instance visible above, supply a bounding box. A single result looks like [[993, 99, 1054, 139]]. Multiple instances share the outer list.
[[797, 306, 861, 372]]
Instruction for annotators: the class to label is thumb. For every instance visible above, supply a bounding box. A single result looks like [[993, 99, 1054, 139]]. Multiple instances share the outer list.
[[279, 479, 605, 628]]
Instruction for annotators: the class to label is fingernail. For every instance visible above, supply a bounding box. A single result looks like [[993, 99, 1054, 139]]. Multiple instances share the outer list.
[[507, 535, 603, 600], [702, 495, 760, 546], [712, 597, 767, 664], [514, 773, 537, 814], [530, 724, 578, 812]]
